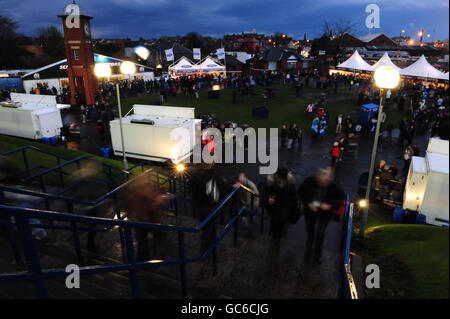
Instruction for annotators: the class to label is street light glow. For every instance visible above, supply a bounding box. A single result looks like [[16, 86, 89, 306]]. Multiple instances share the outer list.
[[134, 46, 150, 60], [374, 65, 400, 89], [94, 63, 112, 78], [120, 61, 136, 75], [176, 163, 185, 172], [359, 199, 367, 208]]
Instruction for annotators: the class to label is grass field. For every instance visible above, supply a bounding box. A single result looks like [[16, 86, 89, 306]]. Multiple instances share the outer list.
[[115, 84, 361, 133], [114, 84, 405, 135], [354, 224, 449, 299]]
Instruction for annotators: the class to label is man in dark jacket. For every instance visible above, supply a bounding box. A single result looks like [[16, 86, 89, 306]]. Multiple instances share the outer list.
[[262, 167, 297, 244], [298, 168, 345, 264]]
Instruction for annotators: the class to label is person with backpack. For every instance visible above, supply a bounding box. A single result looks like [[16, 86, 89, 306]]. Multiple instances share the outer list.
[[298, 168, 345, 264]]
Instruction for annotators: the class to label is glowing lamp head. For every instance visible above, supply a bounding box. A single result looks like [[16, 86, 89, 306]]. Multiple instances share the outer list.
[[176, 163, 185, 172], [359, 199, 367, 208], [408, 39, 414, 45], [134, 46, 150, 60], [94, 63, 112, 78], [212, 84, 221, 91], [120, 61, 136, 75], [374, 65, 400, 89]]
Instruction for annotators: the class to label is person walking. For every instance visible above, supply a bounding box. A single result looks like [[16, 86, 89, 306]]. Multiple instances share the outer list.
[[403, 145, 414, 176], [336, 114, 343, 134], [287, 123, 298, 150], [330, 141, 340, 168], [262, 167, 297, 244], [298, 168, 345, 264], [280, 125, 288, 148]]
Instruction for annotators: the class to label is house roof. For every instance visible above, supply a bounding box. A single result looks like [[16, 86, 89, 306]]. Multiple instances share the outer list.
[[359, 33, 396, 46], [260, 48, 302, 62]]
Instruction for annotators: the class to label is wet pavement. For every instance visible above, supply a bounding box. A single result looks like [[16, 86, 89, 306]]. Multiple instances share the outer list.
[[54, 95, 431, 299]]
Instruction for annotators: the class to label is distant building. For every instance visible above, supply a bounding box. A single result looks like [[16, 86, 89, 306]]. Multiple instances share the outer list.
[[253, 48, 308, 72], [358, 33, 397, 47]]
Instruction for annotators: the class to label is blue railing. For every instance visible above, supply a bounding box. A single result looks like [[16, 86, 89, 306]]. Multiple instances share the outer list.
[[339, 200, 358, 299], [0, 182, 261, 299]]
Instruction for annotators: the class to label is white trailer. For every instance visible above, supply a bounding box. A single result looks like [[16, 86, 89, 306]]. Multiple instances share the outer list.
[[110, 105, 201, 163], [403, 139, 449, 227], [0, 95, 63, 140]]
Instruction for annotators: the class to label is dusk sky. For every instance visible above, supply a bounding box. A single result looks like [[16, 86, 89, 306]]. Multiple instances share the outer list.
[[2, 0, 449, 41]]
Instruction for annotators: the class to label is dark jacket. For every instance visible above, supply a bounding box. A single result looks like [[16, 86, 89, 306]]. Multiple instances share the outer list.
[[297, 176, 346, 214]]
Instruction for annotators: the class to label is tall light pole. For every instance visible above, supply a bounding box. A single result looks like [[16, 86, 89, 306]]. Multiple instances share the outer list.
[[116, 61, 137, 171], [360, 65, 400, 236]]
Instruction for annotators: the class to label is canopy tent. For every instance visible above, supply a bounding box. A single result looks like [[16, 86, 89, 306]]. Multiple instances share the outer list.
[[359, 103, 379, 125], [369, 52, 402, 72], [168, 57, 199, 75], [400, 55, 448, 80], [444, 72, 450, 81], [197, 56, 226, 73], [336, 50, 372, 72]]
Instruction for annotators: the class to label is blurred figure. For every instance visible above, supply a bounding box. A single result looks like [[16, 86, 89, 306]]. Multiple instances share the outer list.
[[298, 168, 345, 264], [262, 167, 297, 244], [123, 175, 171, 261]]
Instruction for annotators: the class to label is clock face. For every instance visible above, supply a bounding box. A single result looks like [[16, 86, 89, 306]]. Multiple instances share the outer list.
[[83, 22, 91, 38]]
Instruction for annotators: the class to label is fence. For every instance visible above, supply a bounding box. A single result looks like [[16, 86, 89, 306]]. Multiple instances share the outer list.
[[0, 183, 261, 298], [339, 201, 358, 299]]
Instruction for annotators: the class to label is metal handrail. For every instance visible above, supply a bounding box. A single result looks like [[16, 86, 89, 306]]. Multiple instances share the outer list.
[[339, 201, 358, 299], [0, 183, 250, 298]]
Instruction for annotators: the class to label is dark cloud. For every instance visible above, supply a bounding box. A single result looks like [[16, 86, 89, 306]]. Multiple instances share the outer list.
[[1, 0, 448, 40]]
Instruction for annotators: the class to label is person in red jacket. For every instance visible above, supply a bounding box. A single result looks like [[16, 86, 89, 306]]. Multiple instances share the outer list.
[[330, 141, 340, 168], [207, 135, 215, 155]]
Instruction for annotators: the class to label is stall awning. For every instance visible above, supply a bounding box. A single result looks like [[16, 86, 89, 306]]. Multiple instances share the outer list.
[[400, 55, 448, 80], [337, 50, 372, 72]]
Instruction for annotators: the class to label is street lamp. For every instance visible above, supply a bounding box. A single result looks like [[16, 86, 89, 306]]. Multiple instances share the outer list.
[[113, 61, 137, 170], [94, 63, 112, 79], [359, 65, 400, 236]]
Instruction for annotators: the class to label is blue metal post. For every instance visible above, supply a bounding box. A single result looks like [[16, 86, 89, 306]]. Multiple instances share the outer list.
[[124, 226, 140, 299], [57, 156, 64, 188], [14, 214, 48, 298], [7, 221, 23, 265], [22, 149, 30, 177], [178, 231, 187, 298], [212, 216, 217, 276]]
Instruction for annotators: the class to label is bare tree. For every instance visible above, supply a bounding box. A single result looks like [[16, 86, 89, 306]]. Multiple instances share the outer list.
[[322, 20, 359, 38]]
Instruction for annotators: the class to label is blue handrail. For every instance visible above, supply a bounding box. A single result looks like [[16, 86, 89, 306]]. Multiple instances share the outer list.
[[338, 199, 358, 299], [0, 183, 250, 299]]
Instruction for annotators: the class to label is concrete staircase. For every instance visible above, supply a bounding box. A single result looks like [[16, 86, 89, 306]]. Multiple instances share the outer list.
[[0, 182, 344, 299]]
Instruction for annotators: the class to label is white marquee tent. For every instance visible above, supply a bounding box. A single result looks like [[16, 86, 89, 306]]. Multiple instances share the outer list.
[[168, 57, 199, 75], [336, 50, 372, 72], [400, 55, 448, 80], [197, 56, 225, 73], [369, 52, 402, 72]]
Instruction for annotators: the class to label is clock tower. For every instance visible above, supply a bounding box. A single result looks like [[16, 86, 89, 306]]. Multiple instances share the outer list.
[[58, 1, 98, 106]]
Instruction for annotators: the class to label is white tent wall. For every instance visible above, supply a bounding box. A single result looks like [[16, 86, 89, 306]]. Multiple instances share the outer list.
[[131, 72, 154, 81], [22, 78, 67, 95], [10, 93, 57, 106]]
